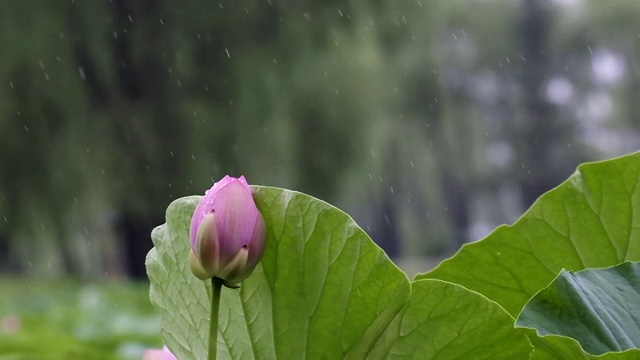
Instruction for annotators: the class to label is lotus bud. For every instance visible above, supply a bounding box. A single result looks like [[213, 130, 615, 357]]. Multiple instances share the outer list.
[[142, 346, 177, 360], [189, 175, 266, 287]]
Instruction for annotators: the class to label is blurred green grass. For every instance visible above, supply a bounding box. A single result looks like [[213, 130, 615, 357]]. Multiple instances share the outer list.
[[0, 278, 161, 360]]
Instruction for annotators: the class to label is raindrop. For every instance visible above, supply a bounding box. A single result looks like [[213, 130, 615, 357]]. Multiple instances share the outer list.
[[23, 125, 28, 132], [225, 48, 231, 58], [159, 19, 164, 25], [9, 81, 13, 88], [409, 161, 414, 168], [78, 66, 86, 81], [128, 14, 133, 22]]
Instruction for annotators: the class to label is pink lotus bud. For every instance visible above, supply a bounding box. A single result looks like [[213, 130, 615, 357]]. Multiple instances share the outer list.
[[189, 175, 266, 286], [1, 315, 21, 334], [142, 346, 177, 360]]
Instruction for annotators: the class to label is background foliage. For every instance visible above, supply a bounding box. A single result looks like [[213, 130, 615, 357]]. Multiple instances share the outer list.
[[1, 0, 639, 277]]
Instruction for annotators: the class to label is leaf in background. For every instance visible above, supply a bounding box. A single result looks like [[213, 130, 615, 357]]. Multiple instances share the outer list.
[[416, 152, 640, 358], [517, 262, 640, 356], [523, 329, 640, 360], [417, 152, 640, 315], [146, 187, 531, 359]]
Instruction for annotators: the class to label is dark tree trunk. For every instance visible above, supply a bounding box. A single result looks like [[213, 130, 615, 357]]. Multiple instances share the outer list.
[[0, 233, 19, 272], [67, 3, 109, 109], [114, 213, 158, 279], [441, 174, 470, 247], [518, 0, 561, 208]]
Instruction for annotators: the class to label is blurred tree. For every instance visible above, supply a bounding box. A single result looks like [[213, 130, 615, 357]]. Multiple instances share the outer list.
[[1, 0, 639, 277]]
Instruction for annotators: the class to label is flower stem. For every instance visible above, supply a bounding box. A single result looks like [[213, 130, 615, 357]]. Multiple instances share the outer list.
[[208, 277, 223, 360]]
